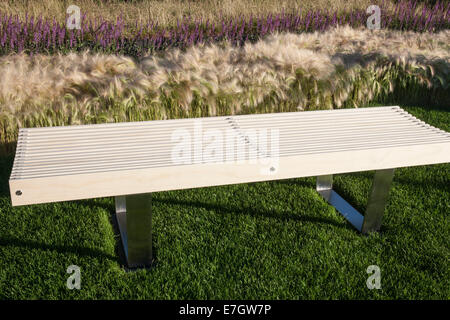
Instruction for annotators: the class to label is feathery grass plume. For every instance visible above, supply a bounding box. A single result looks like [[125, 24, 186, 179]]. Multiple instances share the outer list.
[[0, 25, 449, 154]]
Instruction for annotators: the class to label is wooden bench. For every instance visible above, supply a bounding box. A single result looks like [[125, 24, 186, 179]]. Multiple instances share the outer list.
[[9, 106, 450, 267]]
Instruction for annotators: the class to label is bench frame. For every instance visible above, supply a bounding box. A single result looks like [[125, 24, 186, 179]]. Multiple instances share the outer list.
[[317, 168, 395, 233], [115, 194, 153, 268], [115, 168, 395, 268]]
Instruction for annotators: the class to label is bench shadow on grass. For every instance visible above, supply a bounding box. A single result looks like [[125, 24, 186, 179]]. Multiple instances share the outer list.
[[0, 235, 119, 262], [79, 192, 351, 269], [0, 155, 120, 263], [152, 197, 351, 232]]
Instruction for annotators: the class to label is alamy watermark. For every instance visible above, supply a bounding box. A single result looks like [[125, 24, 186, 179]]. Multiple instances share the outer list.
[[66, 265, 81, 290], [170, 120, 280, 175], [66, 5, 81, 30], [366, 265, 381, 289], [366, 5, 381, 30]]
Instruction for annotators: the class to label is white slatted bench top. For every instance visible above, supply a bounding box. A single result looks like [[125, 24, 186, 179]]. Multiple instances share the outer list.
[[9, 106, 450, 206]]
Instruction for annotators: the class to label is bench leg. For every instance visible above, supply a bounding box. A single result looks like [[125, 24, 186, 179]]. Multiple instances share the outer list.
[[115, 193, 153, 268], [316, 169, 395, 233]]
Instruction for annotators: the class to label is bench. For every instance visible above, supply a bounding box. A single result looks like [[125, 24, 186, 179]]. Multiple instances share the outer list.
[[9, 106, 450, 267]]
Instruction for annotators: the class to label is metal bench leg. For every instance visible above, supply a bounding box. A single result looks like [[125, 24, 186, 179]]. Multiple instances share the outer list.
[[316, 169, 395, 234], [115, 193, 153, 268]]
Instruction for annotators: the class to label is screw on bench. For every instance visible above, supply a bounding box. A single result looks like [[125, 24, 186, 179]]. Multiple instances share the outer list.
[[16, 190, 22, 196]]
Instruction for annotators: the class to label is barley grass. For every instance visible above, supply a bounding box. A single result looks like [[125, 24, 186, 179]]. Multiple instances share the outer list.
[[1, 26, 449, 154]]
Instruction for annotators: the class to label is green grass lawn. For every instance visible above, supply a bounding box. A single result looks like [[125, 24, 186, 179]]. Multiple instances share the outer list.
[[0, 104, 448, 299]]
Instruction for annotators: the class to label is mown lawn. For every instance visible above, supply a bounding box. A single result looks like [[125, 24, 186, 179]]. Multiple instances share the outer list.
[[0, 104, 448, 299]]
